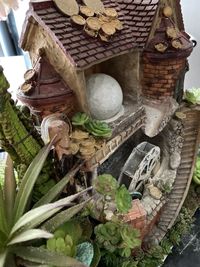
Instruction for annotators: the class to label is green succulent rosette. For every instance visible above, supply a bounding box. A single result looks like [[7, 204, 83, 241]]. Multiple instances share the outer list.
[[185, 88, 200, 105], [115, 185, 132, 213], [93, 174, 119, 197]]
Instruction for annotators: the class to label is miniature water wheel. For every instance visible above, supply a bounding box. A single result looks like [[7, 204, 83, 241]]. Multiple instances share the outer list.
[[118, 142, 161, 193]]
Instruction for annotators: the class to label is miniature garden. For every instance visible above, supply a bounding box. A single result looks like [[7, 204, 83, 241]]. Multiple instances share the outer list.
[[0, 0, 200, 267]]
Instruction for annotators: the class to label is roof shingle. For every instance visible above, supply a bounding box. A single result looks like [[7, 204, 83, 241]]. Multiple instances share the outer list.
[[22, 0, 159, 69]]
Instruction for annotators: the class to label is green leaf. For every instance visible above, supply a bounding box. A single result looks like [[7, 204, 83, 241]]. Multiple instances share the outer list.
[[42, 198, 92, 233], [13, 246, 87, 267], [115, 185, 132, 213], [18, 262, 49, 267], [4, 155, 16, 228], [185, 88, 200, 104], [0, 186, 8, 234], [14, 259, 49, 267], [121, 225, 141, 249], [10, 188, 92, 236], [0, 230, 7, 247], [34, 163, 82, 208], [13, 140, 54, 223], [8, 229, 53, 245], [93, 174, 118, 197], [90, 243, 101, 267], [0, 251, 7, 267]]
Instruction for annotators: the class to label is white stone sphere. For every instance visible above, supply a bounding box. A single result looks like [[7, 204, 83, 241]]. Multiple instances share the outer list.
[[86, 73, 123, 120]]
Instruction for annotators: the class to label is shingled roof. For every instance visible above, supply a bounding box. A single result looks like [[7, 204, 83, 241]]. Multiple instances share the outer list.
[[21, 0, 159, 69]]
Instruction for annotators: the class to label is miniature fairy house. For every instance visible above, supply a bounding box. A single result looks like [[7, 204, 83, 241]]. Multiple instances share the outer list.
[[19, 0, 163, 118], [18, 0, 200, 247]]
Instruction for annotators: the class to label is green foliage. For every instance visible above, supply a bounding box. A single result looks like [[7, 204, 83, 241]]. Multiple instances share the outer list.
[[84, 120, 112, 138], [47, 233, 76, 257], [160, 239, 172, 255], [0, 143, 90, 267], [12, 246, 86, 267], [95, 222, 121, 253], [93, 174, 118, 197], [120, 224, 141, 250], [91, 243, 101, 267], [54, 220, 83, 245], [0, 68, 55, 201], [185, 88, 200, 104], [71, 112, 112, 138], [94, 221, 141, 257], [0, 157, 5, 186], [93, 174, 132, 215], [100, 252, 138, 267], [99, 206, 194, 267], [115, 185, 132, 213], [72, 112, 89, 126], [45, 219, 95, 267], [193, 156, 200, 185]]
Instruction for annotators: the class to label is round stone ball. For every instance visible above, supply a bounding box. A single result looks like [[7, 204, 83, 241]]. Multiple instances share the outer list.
[[86, 73, 123, 120]]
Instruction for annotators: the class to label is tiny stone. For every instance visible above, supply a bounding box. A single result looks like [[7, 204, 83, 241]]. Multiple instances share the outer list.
[[144, 204, 152, 215], [170, 152, 181, 169], [148, 185, 162, 200]]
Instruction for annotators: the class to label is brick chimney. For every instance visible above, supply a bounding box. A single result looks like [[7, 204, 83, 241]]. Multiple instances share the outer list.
[[142, 5, 193, 101]]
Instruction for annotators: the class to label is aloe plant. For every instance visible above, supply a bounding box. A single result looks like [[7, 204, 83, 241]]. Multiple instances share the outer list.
[[0, 140, 91, 267]]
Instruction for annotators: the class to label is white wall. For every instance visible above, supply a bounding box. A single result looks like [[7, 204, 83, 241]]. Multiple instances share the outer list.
[[14, 0, 29, 35], [181, 0, 200, 89]]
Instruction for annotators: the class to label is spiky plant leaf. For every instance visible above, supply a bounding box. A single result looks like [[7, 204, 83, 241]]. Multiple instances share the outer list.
[[16, 261, 49, 267], [0, 230, 7, 247], [0, 251, 7, 267], [91, 243, 101, 267], [13, 246, 87, 267], [13, 139, 54, 223], [42, 198, 92, 233], [10, 187, 92, 236], [18, 261, 49, 267], [4, 155, 16, 228], [0, 186, 7, 235], [34, 163, 83, 208], [8, 229, 53, 245], [10, 188, 91, 236]]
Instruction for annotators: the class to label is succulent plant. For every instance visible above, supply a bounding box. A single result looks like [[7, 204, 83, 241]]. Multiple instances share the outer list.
[[185, 88, 200, 105], [84, 120, 112, 138], [193, 157, 200, 185], [94, 222, 121, 253], [93, 174, 119, 197], [55, 220, 83, 244], [71, 112, 112, 138], [72, 112, 89, 126], [47, 233, 77, 257], [94, 221, 141, 257], [120, 224, 141, 250], [115, 185, 132, 213]]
